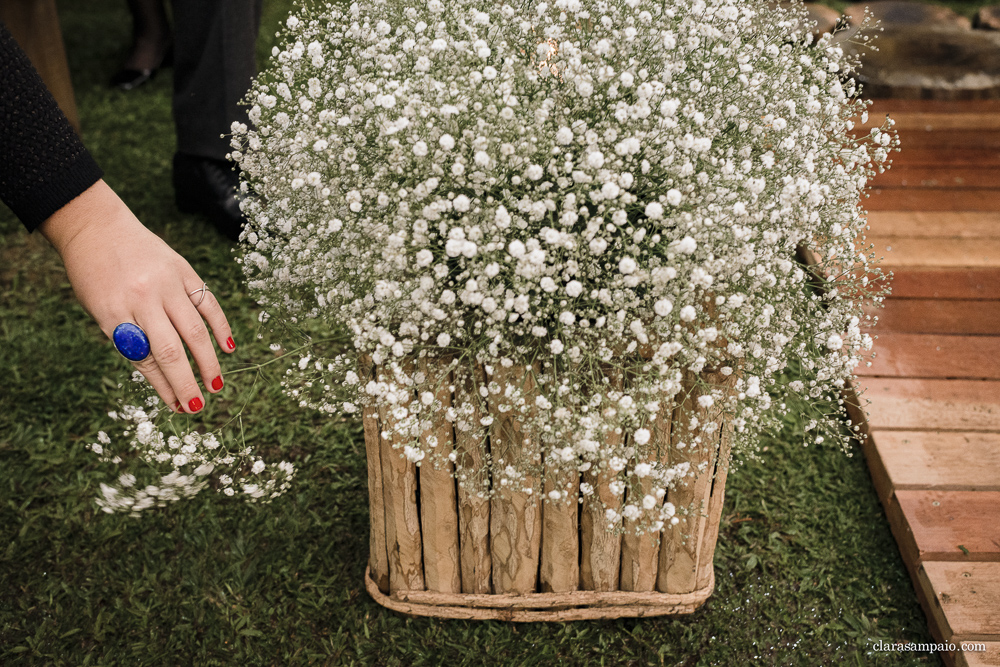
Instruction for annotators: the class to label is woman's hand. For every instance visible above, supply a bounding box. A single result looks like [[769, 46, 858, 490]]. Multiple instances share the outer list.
[[39, 180, 235, 413]]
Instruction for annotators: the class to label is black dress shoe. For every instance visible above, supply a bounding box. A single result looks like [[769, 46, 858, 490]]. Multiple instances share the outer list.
[[111, 68, 158, 91], [173, 154, 247, 242], [110, 46, 173, 91]]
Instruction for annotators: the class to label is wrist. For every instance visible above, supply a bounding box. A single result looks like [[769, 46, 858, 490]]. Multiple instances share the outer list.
[[38, 180, 124, 256]]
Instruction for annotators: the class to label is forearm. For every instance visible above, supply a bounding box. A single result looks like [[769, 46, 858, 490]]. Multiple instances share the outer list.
[[1, 23, 103, 230]]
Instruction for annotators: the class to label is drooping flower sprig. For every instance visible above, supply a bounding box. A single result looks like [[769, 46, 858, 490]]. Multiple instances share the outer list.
[[90, 372, 295, 516], [232, 0, 894, 530]]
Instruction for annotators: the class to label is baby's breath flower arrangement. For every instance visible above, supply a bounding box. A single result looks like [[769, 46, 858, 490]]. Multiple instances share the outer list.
[[232, 0, 893, 532], [90, 372, 294, 516]]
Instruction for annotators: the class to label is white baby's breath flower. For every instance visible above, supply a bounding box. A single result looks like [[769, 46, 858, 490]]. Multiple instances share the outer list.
[[654, 299, 673, 317], [676, 236, 697, 254], [230, 0, 892, 528]]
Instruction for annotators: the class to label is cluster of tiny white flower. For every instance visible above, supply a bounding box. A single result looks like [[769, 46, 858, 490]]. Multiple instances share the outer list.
[[90, 385, 294, 516], [232, 0, 892, 529]]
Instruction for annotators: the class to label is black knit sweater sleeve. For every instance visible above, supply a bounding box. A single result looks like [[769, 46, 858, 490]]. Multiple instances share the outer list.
[[1, 21, 103, 231]]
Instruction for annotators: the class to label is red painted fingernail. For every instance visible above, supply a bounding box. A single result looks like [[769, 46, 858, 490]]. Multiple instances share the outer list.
[[211, 376, 224, 391], [188, 397, 203, 413], [174, 401, 182, 413], [226, 337, 236, 351]]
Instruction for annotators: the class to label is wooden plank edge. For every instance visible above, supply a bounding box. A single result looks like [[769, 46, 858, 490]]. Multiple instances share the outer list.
[[955, 641, 1000, 667], [885, 492, 1000, 564], [893, 482, 1000, 493], [916, 562, 959, 647], [844, 379, 897, 505], [919, 562, 1000, 643]]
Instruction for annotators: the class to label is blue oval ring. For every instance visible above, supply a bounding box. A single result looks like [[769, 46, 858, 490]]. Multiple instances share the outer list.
[[112, 322, 151, 362]]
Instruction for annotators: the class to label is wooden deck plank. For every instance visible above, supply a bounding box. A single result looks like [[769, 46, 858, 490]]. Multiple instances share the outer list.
[[879, 148, 1000, 168], [918, 561, 1000, 641], [956, 642, 1000, 667], [865, 300, 1000, 335], [866, 114, 1000, 132], [858, 378, 1000, 431], [866, 212, 1000, 239], [867, 237, 1000, 267], [870, 431, 1000, 492], [863, 109, 1000, 131], [872, 131, 1000, 149], [873, 168, 1000, 190], [866, 189, 1000, 212], [868, 100, 1000, 116], [876, 269, 1000, 299], [889, 490, 1000, 563], [857, 99, 1000, 663], [858, 334, 1000, 380]]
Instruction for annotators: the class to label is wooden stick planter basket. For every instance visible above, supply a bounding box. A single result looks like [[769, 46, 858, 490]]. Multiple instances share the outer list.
[[362, 356, 737, 621]]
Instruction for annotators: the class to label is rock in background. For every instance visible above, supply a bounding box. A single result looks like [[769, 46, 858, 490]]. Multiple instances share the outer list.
[[974, 6, 1000, 31], [835, 0, 1000, 99]]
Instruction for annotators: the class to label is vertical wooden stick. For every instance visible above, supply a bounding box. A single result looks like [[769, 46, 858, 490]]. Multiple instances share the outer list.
[[696, 417, 734, 590], [360, 356, 390, 594], [378, 368, 425, 593], [620, 400, 672, 592], [539, 467, 579, 593], [620, 476, 660, 592], [488, 363, 542, 594], [580, 369, 625, 591], [580, 466, 622, 591], [418, 358, 462, 594], [658, 369, 736, 594], [454, 365, 492, 593]]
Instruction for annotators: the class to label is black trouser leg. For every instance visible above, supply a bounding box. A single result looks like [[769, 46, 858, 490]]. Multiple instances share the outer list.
[[170, 0, 262, 161]]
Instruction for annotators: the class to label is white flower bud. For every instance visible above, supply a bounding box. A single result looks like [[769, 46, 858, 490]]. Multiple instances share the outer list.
[[589, 237, 607, 255]]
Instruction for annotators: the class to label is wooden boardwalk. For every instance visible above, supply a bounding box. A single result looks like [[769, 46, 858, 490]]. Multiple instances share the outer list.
[[851, 100, 1000, 667]]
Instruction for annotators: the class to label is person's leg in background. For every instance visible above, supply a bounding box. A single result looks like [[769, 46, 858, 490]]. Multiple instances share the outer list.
[[170, 0, 262, 241], [110, 0, 172, 91]]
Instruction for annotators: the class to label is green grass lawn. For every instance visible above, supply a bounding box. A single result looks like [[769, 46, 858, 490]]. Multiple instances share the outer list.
[[0, 1, 953, 664]]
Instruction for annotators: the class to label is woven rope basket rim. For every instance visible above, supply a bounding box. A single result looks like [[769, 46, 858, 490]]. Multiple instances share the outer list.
[[365, 566, 714, 621]]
